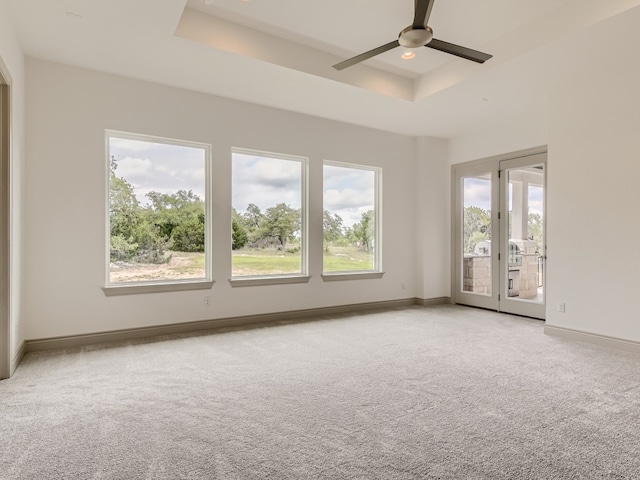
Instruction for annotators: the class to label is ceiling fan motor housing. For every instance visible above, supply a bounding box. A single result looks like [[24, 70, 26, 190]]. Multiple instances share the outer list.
[[398, 26, 434, 48]]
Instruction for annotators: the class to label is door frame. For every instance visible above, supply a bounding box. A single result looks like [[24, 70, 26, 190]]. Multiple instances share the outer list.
[[0, 58, 11, 380], [451, 146, 547, 319]]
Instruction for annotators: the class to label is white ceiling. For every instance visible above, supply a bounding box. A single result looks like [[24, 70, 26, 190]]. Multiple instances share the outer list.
[[5, 0, 640, 137], [185, 0, 572, 77]]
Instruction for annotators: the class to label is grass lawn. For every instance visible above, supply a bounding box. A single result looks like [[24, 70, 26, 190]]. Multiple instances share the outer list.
[[322, 245, 374, 272], [232, 245, 374, 275], [232, 250, 301, 276]]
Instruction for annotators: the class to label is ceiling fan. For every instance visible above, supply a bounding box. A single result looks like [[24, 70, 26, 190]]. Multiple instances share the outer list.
[[333, 0, 492, 71]]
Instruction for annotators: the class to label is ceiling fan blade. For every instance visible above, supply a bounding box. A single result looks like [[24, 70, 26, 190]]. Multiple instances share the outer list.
[[426, 38, 492, 63], [413, 0, 436, 29], [333, 40, 400, 70]]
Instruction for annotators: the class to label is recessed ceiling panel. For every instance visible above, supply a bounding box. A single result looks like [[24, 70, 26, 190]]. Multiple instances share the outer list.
[[186, 0, 575, 75]]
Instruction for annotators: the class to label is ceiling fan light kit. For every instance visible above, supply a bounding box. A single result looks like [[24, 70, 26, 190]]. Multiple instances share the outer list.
[[401, 51, 416, 60], [333, 0, 492, 71]]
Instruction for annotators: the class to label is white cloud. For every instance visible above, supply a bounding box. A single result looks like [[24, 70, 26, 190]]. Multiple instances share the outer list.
[[323, 165, 376, 227], [463, 177, 492, 210], [324, 188, 374, 211], [109, 137, 156, 153], [528, 185, 544, 216], [232, 153, 302, 212], [117, 156, 153, 178], [110, 138, 206, 205]]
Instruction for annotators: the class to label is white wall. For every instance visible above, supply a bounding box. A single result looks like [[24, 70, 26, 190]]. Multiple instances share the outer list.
[[448, 113, 548, 166], [544, 5, 640, 341], [448, 5, 640, 342], [415, 136, 450, 301], [0, 0, 25, 373], [24, 58, 423, 340]]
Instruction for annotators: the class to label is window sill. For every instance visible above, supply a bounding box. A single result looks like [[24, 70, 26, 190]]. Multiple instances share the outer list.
[[102, 280, 214, 296], [229, 275, 311, 287], [321, 272, 385, 282]]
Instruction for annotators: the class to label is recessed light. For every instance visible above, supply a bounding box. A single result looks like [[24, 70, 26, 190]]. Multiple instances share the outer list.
[[401, 51, 416, 60]]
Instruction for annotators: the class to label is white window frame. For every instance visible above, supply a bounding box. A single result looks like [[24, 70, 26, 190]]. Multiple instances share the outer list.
[[321, 161, 383, 281], [103, 130, 213, 296], [229, 147, 309, 287]]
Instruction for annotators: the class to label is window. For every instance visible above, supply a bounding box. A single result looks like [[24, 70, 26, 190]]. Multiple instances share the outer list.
[[323, 162, 381, 274], [231, 149, 307, 279], [106, 131, 210, 287]]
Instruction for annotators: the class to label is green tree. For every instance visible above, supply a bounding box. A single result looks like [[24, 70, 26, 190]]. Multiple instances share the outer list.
[[232, 208, 248, 250], [343, 226, 356, 245], [352, 210, 375, 252], [323, 210, 343, 251], [147, 189, 202, 211], [145, 190, 204, 244], [172, 212, 205, 252], [463, 206, 491, 254], [131, 221, 170, 264], [141, 189, 205, 255], [109, 156, 142, 261], [110, 234, 139, 263], [528, 211, 543, 253], [262, 203, 300, 250], [242, 203, 266, 245], [109, 156, 140, 238], [243, 203, 264, 230]]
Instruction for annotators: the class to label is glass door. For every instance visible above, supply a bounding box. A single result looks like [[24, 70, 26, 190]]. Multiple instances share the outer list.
[[453, 151, 546, 319], [453, 161, 499, 311], [498, 155, 546, 319]]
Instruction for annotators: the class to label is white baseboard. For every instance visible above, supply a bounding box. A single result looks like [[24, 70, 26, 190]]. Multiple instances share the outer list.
[[25, 297, 450, 354], [544, 325, 640, 355]]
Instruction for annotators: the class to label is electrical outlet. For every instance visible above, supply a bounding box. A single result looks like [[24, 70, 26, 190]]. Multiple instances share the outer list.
[[204, 296, 211, 307], [558, 302, 566, 313]]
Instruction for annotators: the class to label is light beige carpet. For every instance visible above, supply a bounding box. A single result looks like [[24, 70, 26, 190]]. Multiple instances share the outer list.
[[1, 305, 640, 479]]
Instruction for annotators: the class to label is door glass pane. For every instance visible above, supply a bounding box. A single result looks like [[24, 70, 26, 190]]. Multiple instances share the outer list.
[[506, 165, 544, 303], [462, 175, 492, 295]]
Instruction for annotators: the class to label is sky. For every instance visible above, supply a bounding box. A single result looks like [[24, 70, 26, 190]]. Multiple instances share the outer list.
[[463, 176, 544, 216], [232, 152, 302, 213], [323, 164, 375, 228], [109, 136, 206, 206]]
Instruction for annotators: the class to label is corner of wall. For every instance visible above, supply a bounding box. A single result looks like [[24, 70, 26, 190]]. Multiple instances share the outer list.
[[415, 136, 450, 301]]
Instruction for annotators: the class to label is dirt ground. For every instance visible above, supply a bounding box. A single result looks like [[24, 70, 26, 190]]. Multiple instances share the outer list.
[[109, 253, 204, 283]]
